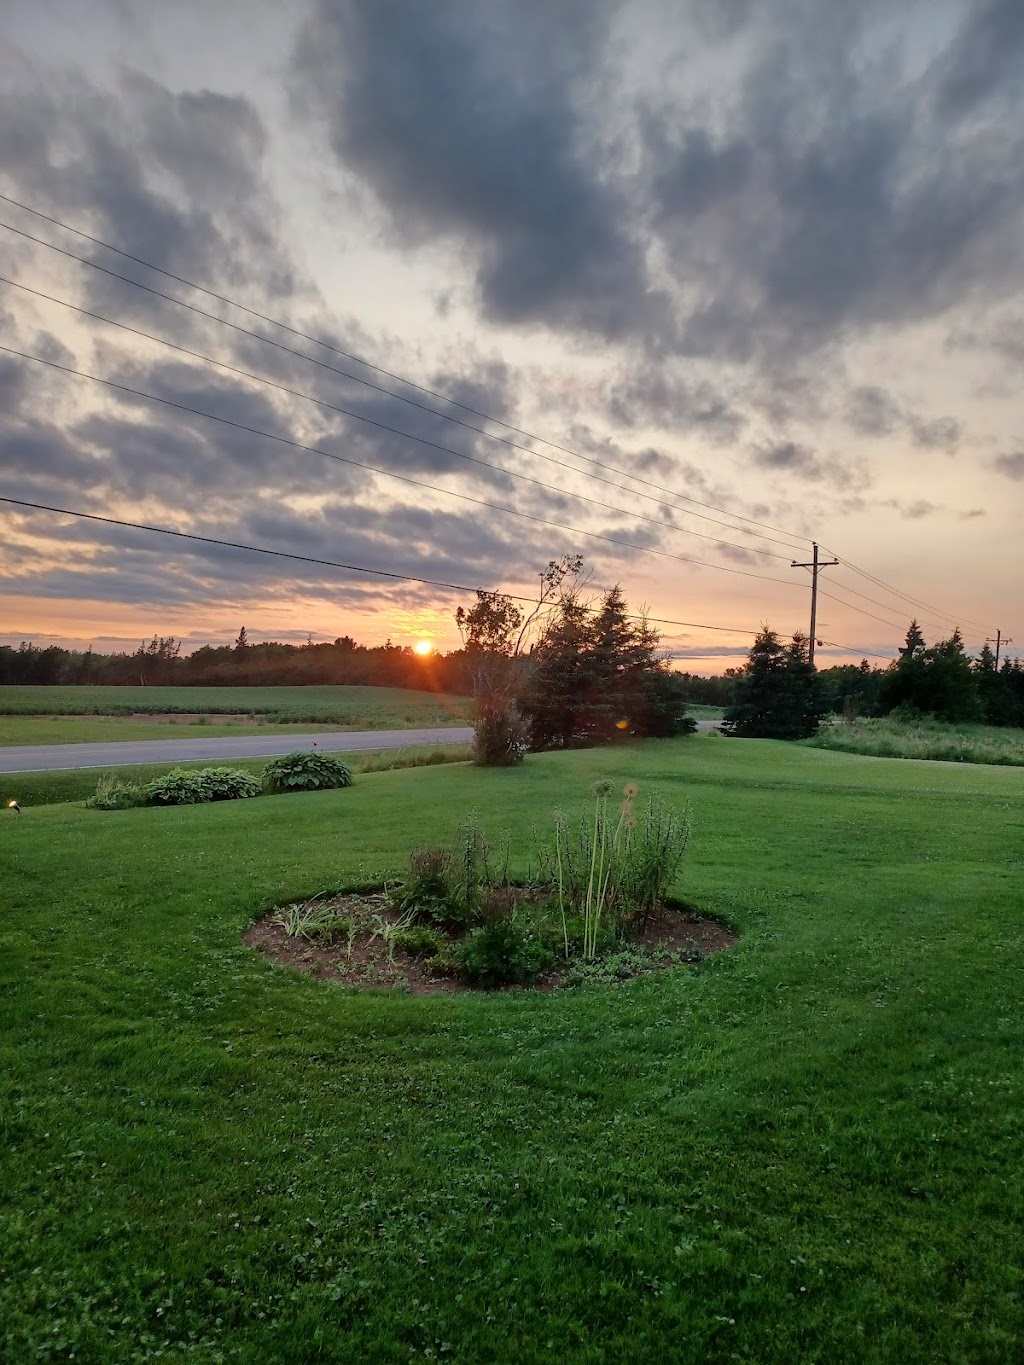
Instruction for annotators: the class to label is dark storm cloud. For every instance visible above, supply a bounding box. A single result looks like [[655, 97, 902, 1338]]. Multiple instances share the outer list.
[[938, 0, 1024, 115], [602, 367, 746, 444], [294, 1, 1024, 368], [0, 69, 298, 319], [992, 452, 1024, 481], [293, 0, 669, 340]]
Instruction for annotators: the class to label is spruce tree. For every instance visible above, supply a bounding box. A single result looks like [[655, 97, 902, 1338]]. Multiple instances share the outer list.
[[722, 628, 826, 739]]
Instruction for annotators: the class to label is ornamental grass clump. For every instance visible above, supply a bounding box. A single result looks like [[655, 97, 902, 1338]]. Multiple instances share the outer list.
[[550, 782, 691, 958]]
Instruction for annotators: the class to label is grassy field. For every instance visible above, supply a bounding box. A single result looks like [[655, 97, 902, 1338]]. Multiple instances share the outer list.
[[807, 714, 1024, 766], [1, 744, 474, 809], [0, 684, 471, 728], [0, 715, 361, 747], [2, 737, 1022, 1362]]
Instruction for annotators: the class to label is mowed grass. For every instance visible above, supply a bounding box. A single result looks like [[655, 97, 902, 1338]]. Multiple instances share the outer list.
[[2, 738, 1022, 1363], [0, 684, 471, 729], [0, 715, 356, 747], [1, 744, 474, 809], [806, 714, 1024, 767]]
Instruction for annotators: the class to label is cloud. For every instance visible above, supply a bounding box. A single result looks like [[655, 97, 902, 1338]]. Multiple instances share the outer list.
[[845, 386, 903, 437], [293, 0, 673, 341], [938, 0, 1024, 116], [844, 386, 961, 452], [992, 452, 1024, 481], [750, 439, 871, 493]]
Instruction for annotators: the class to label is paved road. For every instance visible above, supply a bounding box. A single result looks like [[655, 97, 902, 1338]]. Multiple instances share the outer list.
[[0, 727, 476, 774]]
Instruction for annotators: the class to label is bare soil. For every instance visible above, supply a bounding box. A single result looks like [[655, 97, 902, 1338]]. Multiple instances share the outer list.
[[244, 891, 737, 995]]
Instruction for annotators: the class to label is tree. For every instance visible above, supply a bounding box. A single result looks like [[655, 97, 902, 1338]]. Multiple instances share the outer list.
[[519, 592, 595, 750], [721, 628, 827, 739], [519, 582, 696, 749], [878, 623, 982, 722], [133, 636, 181, 686], [454, 555, 584, 765]]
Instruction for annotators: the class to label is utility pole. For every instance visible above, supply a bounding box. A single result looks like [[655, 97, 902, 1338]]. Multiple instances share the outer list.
[[994, 630, 1012, 668], [791, 541, 838, 669]]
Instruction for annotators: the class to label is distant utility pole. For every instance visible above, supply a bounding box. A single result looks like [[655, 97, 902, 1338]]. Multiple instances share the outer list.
[[994, 630, 1012, 667], [791, 541, 838, 669]]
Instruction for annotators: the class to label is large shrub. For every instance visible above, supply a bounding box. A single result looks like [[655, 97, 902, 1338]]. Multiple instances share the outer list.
[[455, 920, 554, 988], [142, 769, 209, 806], [262, 751, 353, 793], [194, 767, 262, 801], [93, 767, 263, 809], [91, 776, 145, 810]]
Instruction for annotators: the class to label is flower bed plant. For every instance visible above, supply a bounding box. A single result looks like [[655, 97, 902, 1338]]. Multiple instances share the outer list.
[[248, 783, 721, 992]]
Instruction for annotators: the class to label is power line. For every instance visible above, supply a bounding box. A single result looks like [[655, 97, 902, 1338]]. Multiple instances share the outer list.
[[815, 585, 921, 631], [813, 574, 959, 637], [817, 640, 895, 661], [0, 495, 756, 636], [0, 274, 797, 563], [0, 341, 804, 590], [821, 546, 996, 635], [0, 194, 998, 637], [0, 200, 810, 553]]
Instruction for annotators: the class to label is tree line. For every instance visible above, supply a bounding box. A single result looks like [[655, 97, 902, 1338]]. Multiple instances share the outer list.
[[4, 605, 1020, 741], [724, 621, 1024, 738]]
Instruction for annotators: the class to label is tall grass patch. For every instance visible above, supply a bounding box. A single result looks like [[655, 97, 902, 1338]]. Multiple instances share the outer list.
[[806, 714, 1024, 765]]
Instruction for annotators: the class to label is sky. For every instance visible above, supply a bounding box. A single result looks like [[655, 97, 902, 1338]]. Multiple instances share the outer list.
[[0, 0, 1021, 672]]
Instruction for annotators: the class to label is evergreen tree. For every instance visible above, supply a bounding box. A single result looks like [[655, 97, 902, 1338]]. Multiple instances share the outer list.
[[879, 622, 982, 722], [722, 627, 827, 739], [519, 594, 595, 750], [878, 620, 931, 714]]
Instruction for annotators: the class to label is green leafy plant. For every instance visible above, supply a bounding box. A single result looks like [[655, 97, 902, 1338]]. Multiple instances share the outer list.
[[549, 782, 692, 955], [262, 751, 353, 794], [455, 920, 554, 988], [142, 769, 208, 806], [370, 907, 418, 962], [194, 767, 262, 801], [273, 894, 343, 941], [393, 819, 496, 930], [90, 774, 144, 810], [392, 925, 447, 960]]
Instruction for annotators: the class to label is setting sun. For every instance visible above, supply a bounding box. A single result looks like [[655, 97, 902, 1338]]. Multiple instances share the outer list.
[[413, 640, 433, 656]]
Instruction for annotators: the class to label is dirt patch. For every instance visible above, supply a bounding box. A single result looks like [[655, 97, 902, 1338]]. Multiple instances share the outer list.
[[244, 891, 737, 995]]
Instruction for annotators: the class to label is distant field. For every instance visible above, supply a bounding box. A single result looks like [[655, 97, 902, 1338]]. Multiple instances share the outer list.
[[0, 685, 471, 739], [805, 714, 1024, 766], [0, 715, 355, 746], [685, 703, 725, 722]]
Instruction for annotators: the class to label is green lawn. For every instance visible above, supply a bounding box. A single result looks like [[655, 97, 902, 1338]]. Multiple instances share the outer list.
[[2, 738, 1022, 1362], [0, 684, 471, 727]]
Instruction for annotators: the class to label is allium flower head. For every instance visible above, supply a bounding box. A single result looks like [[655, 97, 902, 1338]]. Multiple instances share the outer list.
[[623, 782, 640, 798], [592, 780, 614, 797]]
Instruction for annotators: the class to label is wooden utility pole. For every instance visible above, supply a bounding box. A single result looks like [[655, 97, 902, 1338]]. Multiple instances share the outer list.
[[791, 542, 838, 669], [994, 630, 1013, 667]]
